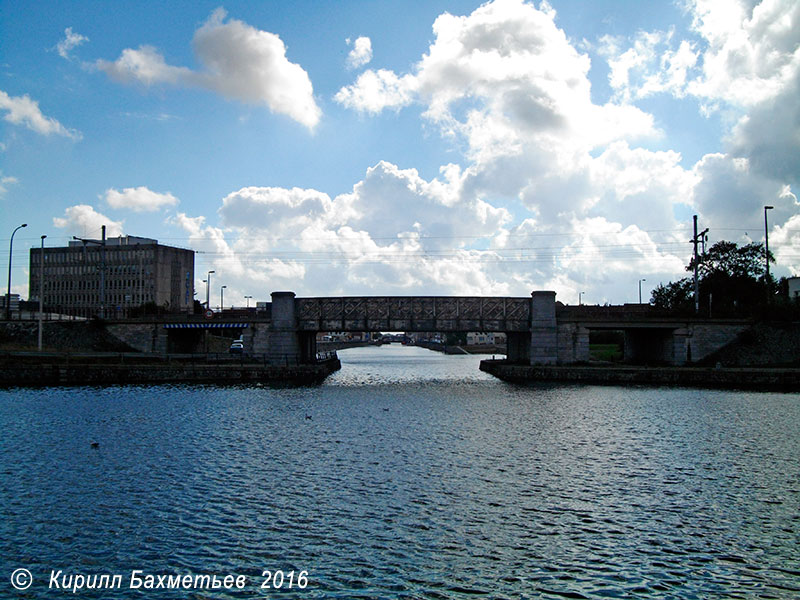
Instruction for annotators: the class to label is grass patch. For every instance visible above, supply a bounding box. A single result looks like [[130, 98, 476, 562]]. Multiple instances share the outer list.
[[590, 343, 623, 362]]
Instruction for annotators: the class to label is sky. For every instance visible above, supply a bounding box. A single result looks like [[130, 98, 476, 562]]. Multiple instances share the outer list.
[[2, 0, 799, 308]]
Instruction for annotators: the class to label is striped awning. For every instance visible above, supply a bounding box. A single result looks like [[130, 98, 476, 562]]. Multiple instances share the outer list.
[[163, 323, 250, 329]]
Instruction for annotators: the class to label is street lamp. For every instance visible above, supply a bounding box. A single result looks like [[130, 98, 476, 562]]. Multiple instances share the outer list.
[[38, 235, 46, 350], [245, 295, 252, 308], [205, 270, 215, 309], [638, 278, 647, 304], [6, 223, 27, 320], [220, 285, 227, 311], [764, 205, 774, 287]]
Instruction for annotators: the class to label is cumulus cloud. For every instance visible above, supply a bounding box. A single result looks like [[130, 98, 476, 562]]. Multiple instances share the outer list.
[[97, 46, 193, 86], [600, 0, 800, 109], [687, 0, 800, 107], [56, 27, 89, 59], [219, 186, 340, 240], [0, 90, 82, 139], [180, 153, 695, 302], [328, 0, 698, 300], [346, 36, 373, 69], [169, 0, 797, 303], [53, 205, 124, 237], [600, 30, 698, 102], [97, 8, 321, 129], [0, 173, 18, 198], [103, 186, 179, 212], [771, 211, 800, 276], [337, 0, 656, 151]]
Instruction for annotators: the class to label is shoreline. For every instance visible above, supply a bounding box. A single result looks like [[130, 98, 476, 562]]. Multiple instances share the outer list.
[[480, 360, 800, 391]]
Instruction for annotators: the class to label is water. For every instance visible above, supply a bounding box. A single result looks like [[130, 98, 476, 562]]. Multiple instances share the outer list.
[[1, 345, 799, 599]]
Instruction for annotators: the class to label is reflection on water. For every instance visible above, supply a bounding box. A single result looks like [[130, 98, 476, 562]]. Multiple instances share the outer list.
[[1, 345, 798, 599]]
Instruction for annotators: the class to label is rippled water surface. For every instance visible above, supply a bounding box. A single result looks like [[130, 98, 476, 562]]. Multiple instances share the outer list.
[[2, 345, 799, 599]]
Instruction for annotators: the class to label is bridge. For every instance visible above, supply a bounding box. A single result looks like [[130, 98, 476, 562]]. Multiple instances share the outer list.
[[104, 291, 749, 366]]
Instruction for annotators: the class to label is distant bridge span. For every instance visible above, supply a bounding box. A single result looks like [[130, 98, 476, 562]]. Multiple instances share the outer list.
[[294, 294, 534, 333]]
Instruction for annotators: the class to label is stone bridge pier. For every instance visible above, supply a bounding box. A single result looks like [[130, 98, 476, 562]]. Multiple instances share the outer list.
[[265, 292, 317, 365]]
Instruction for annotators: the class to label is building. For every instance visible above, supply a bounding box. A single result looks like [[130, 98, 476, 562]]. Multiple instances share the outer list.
[[29, 235, 195, 318], [466, 332, 507, 345], [788, 277, 800, 300], [0, 294, 20, 314]]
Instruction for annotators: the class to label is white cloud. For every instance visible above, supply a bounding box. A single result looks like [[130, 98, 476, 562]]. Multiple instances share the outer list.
[[97, 8, 321, 129], [56, 27, 89, 59], [600, 30, 699, 102], [686, 0, 800, 107], [586, 142, 698, 229], [0, 90, 82, 139], [334, 69, 417, 114], [219, 185, 341, 242], [601, 0, 800, 109], [337, 0, 657, 161], [0, 173, 18, 198], [97, 46, 193, 86], [103, 186, 179, 212], [346, 36, 373, 69], [727, 75, 800, 182], [329, 0, 694, 300], [771, 212, 800, 276], [169, 0, 798, 302], [176, 152, 697, 302], [53, 205, 124, 237]]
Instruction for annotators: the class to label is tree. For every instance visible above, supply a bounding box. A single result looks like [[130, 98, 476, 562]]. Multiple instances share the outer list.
[[651, 278, 693, 312], [687, 241, 773, 280], [652, 240, 776, 315]]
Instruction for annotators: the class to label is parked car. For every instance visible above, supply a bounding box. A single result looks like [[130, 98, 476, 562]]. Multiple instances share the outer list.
[[229, 341, 244, 354]]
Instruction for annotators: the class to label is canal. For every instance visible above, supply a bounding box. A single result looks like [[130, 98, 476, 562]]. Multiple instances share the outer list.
[[1, 345, 798, 598]]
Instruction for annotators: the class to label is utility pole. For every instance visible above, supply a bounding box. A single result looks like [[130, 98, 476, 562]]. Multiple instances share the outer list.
[[692, 215, 709, 315], [73, 225, 106, 319], [38, 235, 46, 350], [764, 205, 773, 298]]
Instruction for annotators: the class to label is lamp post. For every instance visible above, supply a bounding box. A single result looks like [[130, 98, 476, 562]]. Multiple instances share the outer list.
[[6, 223, 27, 320], [764, 205, 773, 287], [245, 295, 252, 308], [205, 270, 215, 309], [220, 285, 227, 312], [638, 278, 647, 304], [38, 235, 46, 350]]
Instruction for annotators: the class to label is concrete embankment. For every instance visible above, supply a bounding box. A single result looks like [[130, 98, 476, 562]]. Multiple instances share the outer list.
[[0, 353, 340, 387], [480, 360, 800, 391]]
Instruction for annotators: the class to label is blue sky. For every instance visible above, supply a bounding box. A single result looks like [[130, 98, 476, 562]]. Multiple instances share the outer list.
[[2, 0, 798, 307]]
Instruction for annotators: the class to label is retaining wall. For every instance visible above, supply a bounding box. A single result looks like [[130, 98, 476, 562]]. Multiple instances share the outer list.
[[480, 360, 800, 390], [0, 357, 340, 387]]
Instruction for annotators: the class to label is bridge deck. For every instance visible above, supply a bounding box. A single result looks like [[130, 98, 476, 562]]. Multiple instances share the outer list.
[[295, 296, 532, 332]]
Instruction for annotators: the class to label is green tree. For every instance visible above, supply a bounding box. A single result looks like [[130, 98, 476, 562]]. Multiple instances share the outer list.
[[687, 241, 773, 280], [652, 240, 775, 315], [651, 278, 693, 311]]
